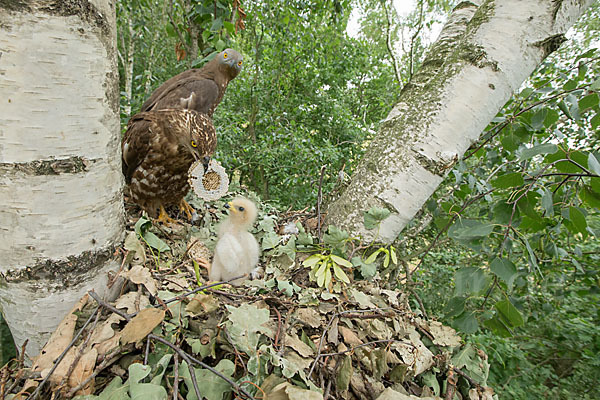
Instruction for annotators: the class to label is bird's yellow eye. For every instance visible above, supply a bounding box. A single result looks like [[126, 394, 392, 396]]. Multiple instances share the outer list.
[[238, 61, 242, 67], [191, 140, 197, 147], [223, 52, 228, 59]]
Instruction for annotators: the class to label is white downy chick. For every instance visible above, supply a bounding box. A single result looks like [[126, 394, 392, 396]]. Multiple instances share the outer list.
[[209, 197, 260, 283]]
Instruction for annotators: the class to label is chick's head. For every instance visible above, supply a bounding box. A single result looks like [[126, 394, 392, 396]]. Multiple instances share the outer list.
[[225, 197, 258, 229]]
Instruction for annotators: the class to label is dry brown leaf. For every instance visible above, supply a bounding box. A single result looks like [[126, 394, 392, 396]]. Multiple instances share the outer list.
[[394, 330, 434, 376], [327, 316, 339, 345], [284, 334, 314, 358], [165, 275, 190, 291], [120, 308, 165, 344], [69, 347, 98, 395], [294, 308, 322, 328], [375, 387, 425, 399], [95, 332, 121, 356], [123, 265, 158, 295], [115, 292, 151, 314], [339, 326, 363, 346], [186, 293, 219, 314], [40, 347, 76, 382], [32, 295, 89, 373], [428, 321, 461, 347]]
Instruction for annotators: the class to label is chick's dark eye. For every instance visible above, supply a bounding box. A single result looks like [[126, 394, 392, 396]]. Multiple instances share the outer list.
[[238, 206, 245, 211]]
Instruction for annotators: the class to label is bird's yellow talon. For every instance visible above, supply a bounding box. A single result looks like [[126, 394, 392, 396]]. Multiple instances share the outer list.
[[179, 199, 195, 221], [156, 205, 177, 225]]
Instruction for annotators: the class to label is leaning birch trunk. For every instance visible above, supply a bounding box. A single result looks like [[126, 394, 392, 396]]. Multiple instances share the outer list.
[[325, 0, 593, 243], [0, 1, 123, 358]]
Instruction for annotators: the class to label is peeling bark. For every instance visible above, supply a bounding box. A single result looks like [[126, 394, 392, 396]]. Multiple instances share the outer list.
[[0, 0, 124, 357], [325, 0, 593, 243]]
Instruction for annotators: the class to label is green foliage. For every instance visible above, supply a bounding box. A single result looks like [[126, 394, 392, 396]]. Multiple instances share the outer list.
[[303, 253, 352, 288], [74, 356, 172, 399], [134, 216, 170, 253], [420, 40, 600, 345], [0, 314, 15, 367]]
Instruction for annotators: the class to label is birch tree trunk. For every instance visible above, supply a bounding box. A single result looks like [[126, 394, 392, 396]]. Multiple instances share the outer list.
[[0, 0, 123, 358], [325, 0, 593, 243]]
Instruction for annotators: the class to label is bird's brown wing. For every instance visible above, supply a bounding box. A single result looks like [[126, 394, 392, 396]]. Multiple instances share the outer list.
[[140, 71, 220, 115], [121, 113, 156, 184]]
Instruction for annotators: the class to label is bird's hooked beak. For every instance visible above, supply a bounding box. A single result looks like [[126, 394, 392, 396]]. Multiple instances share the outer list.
[[225, 201, 236, 213]]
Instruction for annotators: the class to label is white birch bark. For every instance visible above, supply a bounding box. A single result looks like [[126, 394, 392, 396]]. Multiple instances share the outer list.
[[326, 0, 593, 243], [0, 0, 124, 358], [124, 15, 135, 117]]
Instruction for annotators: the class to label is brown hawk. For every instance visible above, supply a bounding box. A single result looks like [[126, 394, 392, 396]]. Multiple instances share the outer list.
[[121, 109, 216, 223], [140, 48, 243, 117]]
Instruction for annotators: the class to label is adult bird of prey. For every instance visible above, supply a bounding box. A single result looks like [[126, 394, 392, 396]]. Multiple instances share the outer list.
[[121, 109, 216, 223], [140, 48, 243, 117]]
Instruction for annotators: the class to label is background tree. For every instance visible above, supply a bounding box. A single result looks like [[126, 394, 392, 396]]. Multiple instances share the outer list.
[[325, 0, 595, 242], [0, 1, 123, 357]]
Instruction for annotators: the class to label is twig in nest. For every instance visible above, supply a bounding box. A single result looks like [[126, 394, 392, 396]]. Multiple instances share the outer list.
[[172, 353, 179, 400], [154, 294, 174, 318], [108, 249, 129, 288], [66, 345, 132, 398], [319, 339, 415, 358], [148, 334, 255, 400], [60, 308, 102, 388], [452, 366, 482, 389], [5, 339, 28, 397], [223, 329, 247, 375], [88, 290, 131, 321], [340, 311, 396, 319], [308, 307, 393, 380], [144, 337, 151, 365], [132, 274, 247, 316], [0, 362, 9, 399], [186, 362, 202, 400], [272, 306, 282, 349], [240, 380, 266, 399], [445, 368, 457, 400], [26, 307, 100, 400]]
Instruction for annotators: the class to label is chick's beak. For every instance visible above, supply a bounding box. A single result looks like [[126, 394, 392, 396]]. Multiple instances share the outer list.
[[225, 202, 236, 213]]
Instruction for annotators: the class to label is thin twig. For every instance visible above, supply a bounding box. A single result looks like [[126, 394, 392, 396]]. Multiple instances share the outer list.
[[66, 345, 131, 398], [308, 308, 392, 380], [5, 339, 28, 397], [452, 366, 482, 389], [186, 362, 202, 400], [319, 339, 413, 358], [88, 291, 131, 321], [445, 368, 457, 400], [60, 308, 102, 388], [144, 274, 247, 312], [272, 306, 282, 349], [26, 307, 100, 400], [148, 334, 255, 400], [144, 337, 151, 365], [0, 365, 8, 400], [173, 353, 179, 400]]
